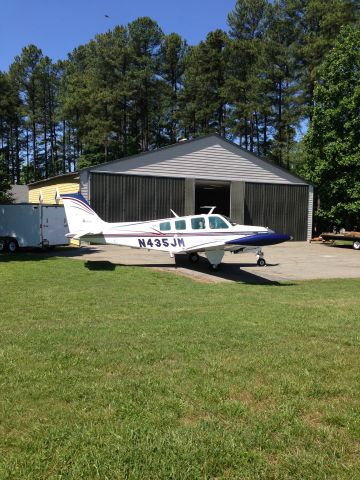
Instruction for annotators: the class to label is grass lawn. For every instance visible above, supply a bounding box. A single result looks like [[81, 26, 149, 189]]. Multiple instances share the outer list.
[[0, 254, 359, 479]]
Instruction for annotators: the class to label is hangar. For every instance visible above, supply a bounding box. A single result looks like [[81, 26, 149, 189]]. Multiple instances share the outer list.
[[29, 134, 313, 241]]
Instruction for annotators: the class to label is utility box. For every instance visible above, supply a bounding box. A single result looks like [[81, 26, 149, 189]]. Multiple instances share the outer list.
[[0, 204, 69, 252]]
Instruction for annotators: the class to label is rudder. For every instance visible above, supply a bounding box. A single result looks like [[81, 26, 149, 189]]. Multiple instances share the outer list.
[[61, 193, 104, 234]]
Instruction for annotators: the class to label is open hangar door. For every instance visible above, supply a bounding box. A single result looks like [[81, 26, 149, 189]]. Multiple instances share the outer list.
[[195, 181, 230, 216]]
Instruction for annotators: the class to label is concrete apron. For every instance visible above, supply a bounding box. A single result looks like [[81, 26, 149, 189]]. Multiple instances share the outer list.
[[52, 242, 360, 284]]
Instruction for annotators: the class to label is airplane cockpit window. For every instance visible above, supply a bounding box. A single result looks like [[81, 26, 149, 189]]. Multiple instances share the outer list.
[[223, 216, 237, 226], [175, 220, 186, 230], [191, 217, 206, 229], [209, 216, 229, 229], [159, 221, 171, 231]]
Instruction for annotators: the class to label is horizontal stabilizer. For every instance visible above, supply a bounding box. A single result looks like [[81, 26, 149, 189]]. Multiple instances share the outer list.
[[66, 231, 103, 240]]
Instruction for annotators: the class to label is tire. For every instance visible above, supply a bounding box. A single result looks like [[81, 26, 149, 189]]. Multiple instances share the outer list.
[[209, 264, 220, 272], [257, 258, 266, 267], [353, 241, 360, 250], [7, 239, 18, 253], [189, 252, 199, 264]]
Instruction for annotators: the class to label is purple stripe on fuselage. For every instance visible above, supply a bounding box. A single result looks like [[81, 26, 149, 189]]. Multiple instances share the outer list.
[[91, 231, 264, 238]]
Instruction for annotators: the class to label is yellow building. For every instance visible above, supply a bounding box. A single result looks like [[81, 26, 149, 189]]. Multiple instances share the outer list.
[[28, 173, 79, 205], [28, 173, 80, 245]]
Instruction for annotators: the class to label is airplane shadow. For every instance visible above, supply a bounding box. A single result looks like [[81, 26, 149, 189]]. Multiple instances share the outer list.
[[85, 261, 116, 271], [173, 254, 289, 285], [83, 255, 293, 286], [1, 246, 293, 286]]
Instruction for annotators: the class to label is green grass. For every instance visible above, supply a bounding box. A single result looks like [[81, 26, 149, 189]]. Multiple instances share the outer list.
[[0, 254, 359, 479]]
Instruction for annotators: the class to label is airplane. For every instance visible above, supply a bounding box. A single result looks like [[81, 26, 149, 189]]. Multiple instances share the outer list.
[[61, 193, 291, 271]]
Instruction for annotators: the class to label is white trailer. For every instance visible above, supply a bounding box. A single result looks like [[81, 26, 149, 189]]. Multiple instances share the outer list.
[[0, 204, 69, 252]]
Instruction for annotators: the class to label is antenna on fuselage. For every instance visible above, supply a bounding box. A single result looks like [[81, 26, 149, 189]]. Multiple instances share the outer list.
[[170, 209, 179, 217], [201, 206, 216, 214]]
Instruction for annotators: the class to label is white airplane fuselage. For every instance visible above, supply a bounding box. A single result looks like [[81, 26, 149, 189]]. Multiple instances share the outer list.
[[61, 193, 291, 268], [80, 218, 269, 254]]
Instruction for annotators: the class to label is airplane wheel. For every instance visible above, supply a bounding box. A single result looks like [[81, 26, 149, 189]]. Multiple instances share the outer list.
[[257, 258, 266, 267], [353, 241, 360, 250], [209, 264, 220, 272], [189, 253, 200, 264]]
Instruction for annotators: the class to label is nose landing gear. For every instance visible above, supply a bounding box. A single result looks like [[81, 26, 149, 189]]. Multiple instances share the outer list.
[[256, 249, 266, 267]]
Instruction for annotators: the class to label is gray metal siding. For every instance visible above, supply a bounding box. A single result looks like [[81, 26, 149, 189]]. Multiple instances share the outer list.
[[230, 181, 245, 224], [90, 173, 185, 222], [184, 178, 195, 215], [307, 186, 314, 241], [87, 136, 308, 185], [80, 170, 90, 201], [244, 183, 309, 241]]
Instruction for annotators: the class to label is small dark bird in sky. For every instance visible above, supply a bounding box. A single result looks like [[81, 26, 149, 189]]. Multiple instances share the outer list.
[[105, 14, 110, 18]]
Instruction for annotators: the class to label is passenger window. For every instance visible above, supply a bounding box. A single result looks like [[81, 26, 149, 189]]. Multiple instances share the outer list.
[[159, 221, 171, 231], [191, 217, 206, 229], [175, 220, 186, 230], [209, 216, 229, 229]]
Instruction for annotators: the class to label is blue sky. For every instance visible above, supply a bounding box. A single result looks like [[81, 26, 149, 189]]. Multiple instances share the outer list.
[[1, 0, 236, 71]]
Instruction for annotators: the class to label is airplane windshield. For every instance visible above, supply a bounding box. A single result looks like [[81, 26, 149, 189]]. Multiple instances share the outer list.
[[222, 216, 237, 226], [209, 216, 229, 229]]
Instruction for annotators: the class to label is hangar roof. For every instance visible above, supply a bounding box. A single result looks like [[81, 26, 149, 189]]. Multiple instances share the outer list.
[[82, 134, 310, 186]]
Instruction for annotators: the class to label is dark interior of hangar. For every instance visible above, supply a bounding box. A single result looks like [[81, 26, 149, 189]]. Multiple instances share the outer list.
[[195, 182, 230, 217]]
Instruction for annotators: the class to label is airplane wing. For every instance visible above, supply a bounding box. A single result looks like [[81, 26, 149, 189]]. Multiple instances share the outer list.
[[183, 240, 229, 253]]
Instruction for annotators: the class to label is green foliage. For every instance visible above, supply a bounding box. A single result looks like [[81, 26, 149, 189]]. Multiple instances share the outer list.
[[302, 26, 360, 230], [1, 2, 359, 181], [0, 154, 13, 203], [180, 29, 228, 137]]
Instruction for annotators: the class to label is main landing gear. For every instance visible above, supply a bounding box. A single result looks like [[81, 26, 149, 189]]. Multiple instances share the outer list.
[[188, 252, 200, 264], [188, 250, 225, 271]]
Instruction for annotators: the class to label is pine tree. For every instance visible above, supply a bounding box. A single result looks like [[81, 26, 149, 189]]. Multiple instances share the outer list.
[[127, 17, 164, 151], [159, 33, 187, 143], [9, 45, 44, 181], [180, 29, 228, 137], [0, 154, 13, 203], [226, 0, 270, 153]]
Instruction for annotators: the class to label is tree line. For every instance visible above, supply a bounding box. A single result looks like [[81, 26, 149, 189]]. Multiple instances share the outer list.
[[0, 0, 359, 210]]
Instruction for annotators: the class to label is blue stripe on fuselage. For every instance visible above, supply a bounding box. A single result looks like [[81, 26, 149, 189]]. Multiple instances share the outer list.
[[226, 233, 291, 247]]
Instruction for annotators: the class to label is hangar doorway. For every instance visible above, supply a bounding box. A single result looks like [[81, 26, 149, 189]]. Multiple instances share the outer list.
[[195, 181, 230, 216]]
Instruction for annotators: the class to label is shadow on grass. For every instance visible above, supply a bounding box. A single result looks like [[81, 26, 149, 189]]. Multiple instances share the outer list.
[[1, 246, 295, 286], [82, 255, 294, 286], [0, 246, 100, 262], [85, 261, 116, 271], [174, 254, 291, 286]]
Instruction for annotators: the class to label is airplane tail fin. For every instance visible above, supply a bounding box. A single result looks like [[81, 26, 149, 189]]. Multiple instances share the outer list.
[[61, 193, 104, 235]]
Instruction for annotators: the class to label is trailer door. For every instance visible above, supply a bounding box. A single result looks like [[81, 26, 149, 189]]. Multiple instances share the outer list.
[[41, 206, 69, 246]]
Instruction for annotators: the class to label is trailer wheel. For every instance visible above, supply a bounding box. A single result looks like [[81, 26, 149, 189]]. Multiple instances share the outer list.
[[0, 239, 6, 252], [353, 241, 360, 250], [7, 239, 18, 253]]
